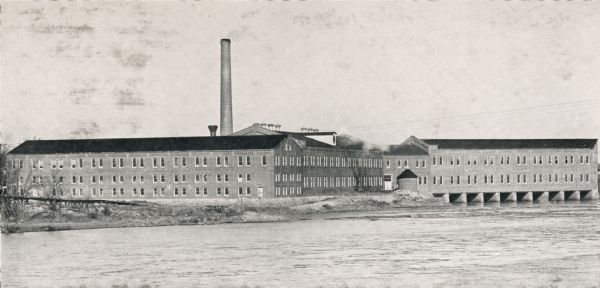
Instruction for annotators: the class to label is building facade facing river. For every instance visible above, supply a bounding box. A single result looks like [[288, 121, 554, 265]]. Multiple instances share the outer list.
[[5, 134, 383, 199], [383, 136, 599, 201]]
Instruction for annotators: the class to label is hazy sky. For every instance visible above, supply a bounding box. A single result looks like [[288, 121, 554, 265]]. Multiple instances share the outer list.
[[2, 1, 600, 146]]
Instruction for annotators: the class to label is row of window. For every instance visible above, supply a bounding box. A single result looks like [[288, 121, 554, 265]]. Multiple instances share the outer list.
[[275, 156, 382, 168], [28, 173, 253, 185], [66, 186, 256, 197], [275, 173, 302, 182], [274, 186, 302, 196], [386, 159, 427, 169], [302, 176, 383, 188], [16, 155, 268, 170], [427, 173, 593, 185], [431, 154, 592, 167]]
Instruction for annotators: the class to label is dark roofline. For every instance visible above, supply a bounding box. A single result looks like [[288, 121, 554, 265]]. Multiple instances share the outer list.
[[8, 135, 289, 155], [422, 139, 597, 150]]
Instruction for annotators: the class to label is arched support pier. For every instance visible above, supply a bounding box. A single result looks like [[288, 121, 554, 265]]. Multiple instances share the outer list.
[[533, 191, 548, 202], [581, 189, 599, 200], [564, 191, 580, 201], [449, 193, 466, 203], [517, 192, 533, 202], [467, 193, 484, 203], [500, 192, 517, 202], [548, 191, 564, 201], [484, 192, 500, 202]]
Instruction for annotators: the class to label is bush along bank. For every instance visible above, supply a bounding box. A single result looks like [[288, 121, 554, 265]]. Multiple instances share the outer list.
[[1, 190, 445, 233]]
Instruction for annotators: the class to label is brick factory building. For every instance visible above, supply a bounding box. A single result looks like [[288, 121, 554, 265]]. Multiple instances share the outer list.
[[383, 136, 599, 201], [6, 133, 383, 199], [3, 39, 598, 203]]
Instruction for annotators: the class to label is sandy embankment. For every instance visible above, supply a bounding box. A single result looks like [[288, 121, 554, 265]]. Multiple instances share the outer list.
[[2, 190, 445, 233]]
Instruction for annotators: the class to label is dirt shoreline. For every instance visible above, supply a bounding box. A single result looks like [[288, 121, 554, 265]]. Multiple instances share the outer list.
[[2, 191, 445, 234]]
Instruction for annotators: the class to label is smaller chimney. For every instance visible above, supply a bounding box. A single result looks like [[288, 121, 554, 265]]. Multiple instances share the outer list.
[[208, 125, 218, 137]]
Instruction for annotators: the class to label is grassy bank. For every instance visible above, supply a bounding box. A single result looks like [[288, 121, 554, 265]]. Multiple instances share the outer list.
[[1, 190, 445, 233]]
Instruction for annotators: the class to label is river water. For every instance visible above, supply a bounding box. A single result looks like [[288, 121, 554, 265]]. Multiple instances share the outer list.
[[2, 201, 600, 288]]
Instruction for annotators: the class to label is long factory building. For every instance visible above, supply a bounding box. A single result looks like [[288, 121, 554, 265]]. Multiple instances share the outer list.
[[4, 38, 599, 202], [6, 129, 598, 202]]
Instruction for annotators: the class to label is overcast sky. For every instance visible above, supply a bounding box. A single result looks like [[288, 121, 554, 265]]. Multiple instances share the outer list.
[[2, 1, 600, 146]]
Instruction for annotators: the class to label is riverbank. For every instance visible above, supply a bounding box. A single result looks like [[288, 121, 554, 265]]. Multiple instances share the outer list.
[[1, 190, 445, 233]]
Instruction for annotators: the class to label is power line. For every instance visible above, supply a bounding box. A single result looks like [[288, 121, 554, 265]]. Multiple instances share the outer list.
[[344, 98, 600, 132]]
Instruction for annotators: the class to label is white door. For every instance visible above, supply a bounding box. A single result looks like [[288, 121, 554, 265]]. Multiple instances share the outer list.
[[384, 175, 392, 191]]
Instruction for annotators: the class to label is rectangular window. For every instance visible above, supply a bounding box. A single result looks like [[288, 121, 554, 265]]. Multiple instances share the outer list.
[[174, 175, 179, 183], [92, 159, 96, 168], [246, 156, 251, 166], [203, 175, 208, 183], [216, 156, 221, 166], [203, 188, 208, 196], [119, 158, 124, 168], [246, 187, 251, 195], [174, 157, 179, 167], [132, 158, 137, 168], [99, 159, 103, 168], [174, 188, 179, 196], [196, 187, 201, 196], [238, 174, 243, 182], [224, 157, 228, 167], [153, 158, 158, 168], [203, 157, 207, 167], [161, 157, 165, 167], [161, 175, 165, 183], [246, 174, 251, 182], [225, 188, 229, 195], [182, 158, 187, 167], [113, 158, 117, 168], [195, 157, 200, 167], [181, 188, 186, 196], [238, 156, 243, 166], [139, 158, 144, 168]]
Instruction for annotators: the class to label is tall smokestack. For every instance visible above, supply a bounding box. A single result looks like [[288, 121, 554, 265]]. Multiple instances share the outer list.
[[220, 39, 233, 136]]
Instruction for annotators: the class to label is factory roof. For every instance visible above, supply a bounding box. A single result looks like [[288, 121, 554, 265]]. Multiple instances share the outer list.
[[422, 139, 597, 150], [231, 125, 333, 148], [8, 135, 289, 155], [385, 144, 429, 155]]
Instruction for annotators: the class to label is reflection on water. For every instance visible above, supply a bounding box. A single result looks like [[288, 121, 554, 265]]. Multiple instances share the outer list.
[[2, 200, 600, 287]]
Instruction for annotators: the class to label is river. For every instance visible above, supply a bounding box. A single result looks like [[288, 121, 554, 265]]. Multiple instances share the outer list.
[[2, 201, 600, 287]]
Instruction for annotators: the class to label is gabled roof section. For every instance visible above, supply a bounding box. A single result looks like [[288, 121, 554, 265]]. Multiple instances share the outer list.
[[232, 125, 333, 148], [231, 125, 280, 136], [9, 135, 289, 155], [397, 169, 418, 179], [385, 144, 429, 155], [422, 139, 597, 150]]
